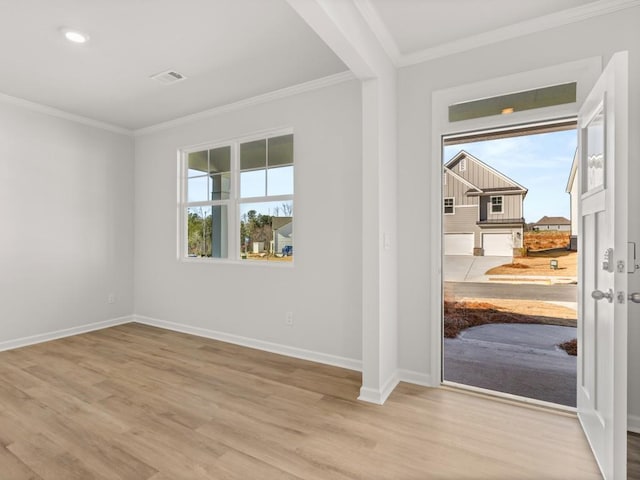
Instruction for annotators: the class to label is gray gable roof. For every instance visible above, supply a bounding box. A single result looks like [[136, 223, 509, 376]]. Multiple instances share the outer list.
[[444, 150, 528, 195], [535, 215, 570, 225]]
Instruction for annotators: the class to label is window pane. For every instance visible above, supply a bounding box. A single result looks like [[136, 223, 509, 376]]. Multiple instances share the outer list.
[[210, 172, 231, 200], [240, 139, 266, 170], [240, 200, 293, 262], [209, 146, 231, 174], [268, 134, 293, 167], [188, 150, 208, 177], [211, 205, 228, 258], [187, 206, 212, 257], [241, 169, 266, 198], [188, 176, 209, 202], [267, 165, 293, 196], [186, 206, 228, 258]]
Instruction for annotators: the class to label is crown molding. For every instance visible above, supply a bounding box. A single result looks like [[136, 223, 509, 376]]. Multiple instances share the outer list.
[[0, 92, 133, 136], [353, 0, 400, 66], [134, 70, 356, 137], [398, 0, 640, 67]]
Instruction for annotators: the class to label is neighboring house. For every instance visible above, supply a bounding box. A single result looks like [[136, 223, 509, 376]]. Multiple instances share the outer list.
[[533, 215, 571, 231], [443, 150, 527, 256], [272, 216, 293, 254], [566, 149, 579, 250]]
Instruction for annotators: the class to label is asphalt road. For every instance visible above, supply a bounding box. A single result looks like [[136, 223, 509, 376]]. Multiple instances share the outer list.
[[444, 281, 577, 302]]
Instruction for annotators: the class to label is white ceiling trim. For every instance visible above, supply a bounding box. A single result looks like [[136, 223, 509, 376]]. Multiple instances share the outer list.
[[353, 0, 401, 66], [134, 70, 355, 137], [398, 0, 640, 67], [0, 92, 133, 136]]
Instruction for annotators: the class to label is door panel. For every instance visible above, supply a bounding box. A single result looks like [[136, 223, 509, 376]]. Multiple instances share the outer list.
[[577, 51, 628, 480], [482, 233, 513, 256], [444, 233, 474, 255]]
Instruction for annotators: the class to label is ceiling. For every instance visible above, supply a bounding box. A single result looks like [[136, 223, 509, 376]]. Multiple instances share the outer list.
[[366, 0, 602, 57], [0, 0, 346, 130], [0, 0, 632, 131]]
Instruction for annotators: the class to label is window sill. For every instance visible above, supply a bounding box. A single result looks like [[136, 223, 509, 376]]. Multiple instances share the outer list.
[[181, 257, 294, 268]]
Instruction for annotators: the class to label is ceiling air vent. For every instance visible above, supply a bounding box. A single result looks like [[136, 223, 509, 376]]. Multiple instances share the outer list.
[[150, 70, 187, 85]]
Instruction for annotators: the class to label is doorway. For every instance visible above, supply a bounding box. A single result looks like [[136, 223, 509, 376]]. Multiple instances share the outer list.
[[441, 120, 579, 408]]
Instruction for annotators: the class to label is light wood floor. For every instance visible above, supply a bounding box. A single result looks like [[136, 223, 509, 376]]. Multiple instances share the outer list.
[[630, 432, 640, 479], [0, 323, 602, 479]]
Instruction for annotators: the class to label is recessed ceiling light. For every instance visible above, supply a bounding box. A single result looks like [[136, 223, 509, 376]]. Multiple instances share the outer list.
[[501, 107, 515, 115], [61, 28, 90, 44]]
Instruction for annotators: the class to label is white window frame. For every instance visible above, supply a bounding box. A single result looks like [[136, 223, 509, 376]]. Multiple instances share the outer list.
[[459, 158, 466, 172], [443, 197, 455, 215], [490, 195, 504, 214], [178, 127, 294, 265]]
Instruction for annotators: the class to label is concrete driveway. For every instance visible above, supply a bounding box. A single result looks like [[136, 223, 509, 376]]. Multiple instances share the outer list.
[[444, 255, 511, 282], [444, 323, 577, 406]]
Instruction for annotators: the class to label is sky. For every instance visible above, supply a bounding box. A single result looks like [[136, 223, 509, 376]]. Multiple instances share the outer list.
[[443, 129, 577, 224]]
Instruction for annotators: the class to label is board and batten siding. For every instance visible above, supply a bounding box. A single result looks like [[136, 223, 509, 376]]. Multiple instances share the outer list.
[[453, 157, 513, 189], [444, 205, 481, 248], [479, 194, 522, 221], [443, 171, 479, 206]]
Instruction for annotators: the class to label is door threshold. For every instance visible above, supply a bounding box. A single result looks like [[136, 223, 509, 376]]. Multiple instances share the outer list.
[[442, 380, 577, 416]]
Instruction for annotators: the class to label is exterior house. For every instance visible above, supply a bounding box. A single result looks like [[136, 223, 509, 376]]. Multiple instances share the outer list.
[[566, 149, 579, 250], [443, 150, 527, 256], [533, 215, 572, 231], [272, 216, 293, 254]]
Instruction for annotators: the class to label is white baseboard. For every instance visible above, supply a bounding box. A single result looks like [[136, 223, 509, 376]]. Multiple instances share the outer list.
[[397, 369, 434, 387], [0, 315, 134, 352], [358, 371, 400, 405], [629, 414, 640, 433], [132, 315, 363, 373]]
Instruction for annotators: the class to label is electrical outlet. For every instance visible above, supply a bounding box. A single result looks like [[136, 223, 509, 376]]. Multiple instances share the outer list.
[[285, 312, 293, 326], [107, 293, 116, 304]]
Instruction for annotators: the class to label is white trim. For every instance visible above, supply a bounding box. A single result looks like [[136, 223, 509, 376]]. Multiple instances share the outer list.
[[443, 381, 577, 413], [397, 369, 434, 387], [358, 371, 400, 405], [135, 71, 355, 136], [490, 195, 504, 214], [0, 92, 133, 136], [444, 166, 481, 192], [133, 315, 362, 372], [629, 414, 640, 433], [398, 0, 640, 67], [353, 0, 401, 65], [0, 316, 134, 352], [443, 197, 455, 215], [447, 150, 527, 192]]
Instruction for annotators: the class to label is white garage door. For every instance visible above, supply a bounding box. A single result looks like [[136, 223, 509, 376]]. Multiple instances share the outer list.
[[444, 233, 474, 255], [482, 233, 513, 256]]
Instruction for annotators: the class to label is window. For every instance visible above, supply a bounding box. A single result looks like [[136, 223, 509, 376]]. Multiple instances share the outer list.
[[443, 198, 454, 214], [181, 130, 294, 262], [490, 196, 503, 214], [459, 158, 466, 172]]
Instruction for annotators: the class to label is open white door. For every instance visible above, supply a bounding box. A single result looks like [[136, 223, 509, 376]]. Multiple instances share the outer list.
[[577, 51, 629, 480]]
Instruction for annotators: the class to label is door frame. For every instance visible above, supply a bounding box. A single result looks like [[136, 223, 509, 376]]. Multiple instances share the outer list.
[[429, 57, 602, 386]]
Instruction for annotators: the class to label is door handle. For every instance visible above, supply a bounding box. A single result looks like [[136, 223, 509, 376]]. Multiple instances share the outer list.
[[592, 289, 614, 303], [629, 293, 640, 304]]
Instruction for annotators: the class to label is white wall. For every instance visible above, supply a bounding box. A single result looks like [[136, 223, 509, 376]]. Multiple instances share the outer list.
[[133, 80, 363, 364], [0, 102, 134, 345], [396, 6, 640, 416]]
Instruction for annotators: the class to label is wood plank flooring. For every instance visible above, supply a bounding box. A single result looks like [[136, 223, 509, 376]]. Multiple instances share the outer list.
[[630, 432, 640, 479], [0, 323, 602, 479]]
